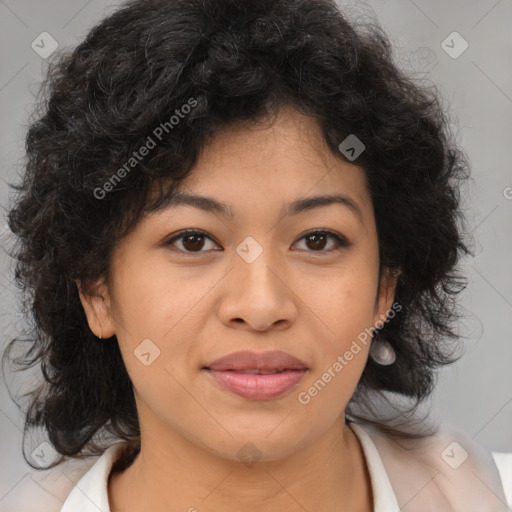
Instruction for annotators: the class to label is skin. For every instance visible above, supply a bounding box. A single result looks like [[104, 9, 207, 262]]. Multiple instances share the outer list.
[[79, 106, 397, 512]]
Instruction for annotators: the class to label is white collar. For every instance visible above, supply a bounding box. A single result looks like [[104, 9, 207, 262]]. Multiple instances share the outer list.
[[349, 422, 400, 511], [492, 452, 512, 509], [60, 442, 125, 512]]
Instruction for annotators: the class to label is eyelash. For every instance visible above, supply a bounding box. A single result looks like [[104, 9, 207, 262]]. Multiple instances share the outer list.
[[163, 229, 351, 255]]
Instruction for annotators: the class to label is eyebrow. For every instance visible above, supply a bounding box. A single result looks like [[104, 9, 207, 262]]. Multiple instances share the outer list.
[[156, 191, 363, 223]]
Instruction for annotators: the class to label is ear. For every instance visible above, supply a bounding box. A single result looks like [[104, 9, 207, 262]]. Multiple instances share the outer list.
[[372, 266, 400, 325], [75, 278, 116, 339]]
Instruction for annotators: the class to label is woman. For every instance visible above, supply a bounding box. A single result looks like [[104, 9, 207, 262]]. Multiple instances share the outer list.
[[2, 0, 509, 510]]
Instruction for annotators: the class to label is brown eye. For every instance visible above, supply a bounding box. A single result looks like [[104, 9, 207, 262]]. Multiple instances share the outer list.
[[182, 233, 206, 251], [293, 230, 350, 253], [164, 230, 219, 253], [305, 233, 328, 250], [164, 229, 349, 255]]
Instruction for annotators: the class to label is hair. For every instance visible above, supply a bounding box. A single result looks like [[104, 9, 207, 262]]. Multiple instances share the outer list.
[[3, 0, 471, 469]]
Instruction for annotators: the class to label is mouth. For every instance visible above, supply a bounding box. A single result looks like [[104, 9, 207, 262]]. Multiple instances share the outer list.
[[202, 350, 309, 400]]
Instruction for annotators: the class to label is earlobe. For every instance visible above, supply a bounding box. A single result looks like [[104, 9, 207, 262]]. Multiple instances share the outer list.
[[75, 279, 116, 339]]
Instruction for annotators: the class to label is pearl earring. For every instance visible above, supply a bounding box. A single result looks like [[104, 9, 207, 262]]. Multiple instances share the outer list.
[[370, 340, 396, 365]]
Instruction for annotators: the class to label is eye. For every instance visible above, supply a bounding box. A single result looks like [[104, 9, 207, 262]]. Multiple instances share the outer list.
[[162, 229, 350, 255], [163, 230, 220, 253], [292, 230, 350, 253]]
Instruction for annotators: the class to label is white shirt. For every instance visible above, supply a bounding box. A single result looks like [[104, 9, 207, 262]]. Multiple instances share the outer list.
[[493, 452, 512, 509], [59, 422, 400, 511]]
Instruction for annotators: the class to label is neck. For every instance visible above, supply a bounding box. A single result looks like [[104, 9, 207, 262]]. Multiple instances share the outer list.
[[108, 416, 373, 512]]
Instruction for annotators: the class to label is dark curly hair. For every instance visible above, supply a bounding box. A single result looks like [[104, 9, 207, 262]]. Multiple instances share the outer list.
[[4, 0, 470, 469]]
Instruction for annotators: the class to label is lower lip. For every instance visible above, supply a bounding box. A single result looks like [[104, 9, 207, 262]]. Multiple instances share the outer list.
[[205, 369, 307, 400]]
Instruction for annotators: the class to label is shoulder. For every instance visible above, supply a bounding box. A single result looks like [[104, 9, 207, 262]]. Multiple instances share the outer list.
[[358, 422, 509, 512], [0, 456, 98, 512], [0, 442, 129, 512]]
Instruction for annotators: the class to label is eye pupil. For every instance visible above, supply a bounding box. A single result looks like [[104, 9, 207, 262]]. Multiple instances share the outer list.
[[182, 234, 204, 251], [306, 233, 327, 250]]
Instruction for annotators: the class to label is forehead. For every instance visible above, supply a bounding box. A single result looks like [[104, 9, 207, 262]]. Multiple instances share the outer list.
[[152, 107, 372, 217]]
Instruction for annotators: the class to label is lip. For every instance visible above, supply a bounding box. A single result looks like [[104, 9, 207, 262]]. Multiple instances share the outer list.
[[203, 350, 309, 401], [204, 350, 308, 372], [205, 369, 307, 400]]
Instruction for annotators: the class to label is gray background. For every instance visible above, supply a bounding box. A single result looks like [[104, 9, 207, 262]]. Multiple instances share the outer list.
[[1, 0, 511, 501]]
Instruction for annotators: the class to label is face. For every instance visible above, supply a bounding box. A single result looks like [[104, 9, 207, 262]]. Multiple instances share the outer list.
[[79, 107, 396, 463]]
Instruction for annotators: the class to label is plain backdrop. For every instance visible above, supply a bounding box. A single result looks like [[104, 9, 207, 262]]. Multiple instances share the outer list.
[[1, 0, 511, 502]]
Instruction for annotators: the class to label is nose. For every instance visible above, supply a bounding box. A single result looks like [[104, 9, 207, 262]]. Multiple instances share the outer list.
[[216, 248, 298, 332]]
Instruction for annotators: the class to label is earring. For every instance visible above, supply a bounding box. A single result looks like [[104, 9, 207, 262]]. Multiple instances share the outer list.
[[370, 340, 396, 366]]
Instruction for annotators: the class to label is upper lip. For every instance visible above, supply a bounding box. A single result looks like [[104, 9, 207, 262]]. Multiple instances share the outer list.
[[204, 350, 308, 371]]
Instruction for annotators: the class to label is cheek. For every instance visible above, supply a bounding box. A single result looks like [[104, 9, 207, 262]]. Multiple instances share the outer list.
[[110, 254, 200, 335], [302, 261, 378, 342], [107, 262, 201, 417], [310, 285, 375, 385], [296, 256, 378, 396], [110, 263, 168, 337], [295, 278, 375, 419], [108, 258, 215, 376]]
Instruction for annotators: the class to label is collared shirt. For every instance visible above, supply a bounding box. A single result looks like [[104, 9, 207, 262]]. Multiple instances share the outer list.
[[59, 422, 400, 511]]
